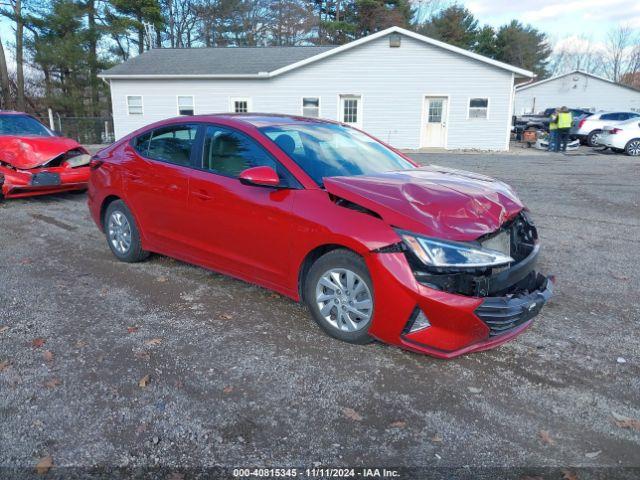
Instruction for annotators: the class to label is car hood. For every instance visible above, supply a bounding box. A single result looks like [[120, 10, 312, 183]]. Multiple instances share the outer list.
[[324, 166, 524, 242], [0, 135, 85, 169]]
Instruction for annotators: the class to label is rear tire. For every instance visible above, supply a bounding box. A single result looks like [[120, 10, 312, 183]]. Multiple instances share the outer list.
[[304, 249, 375, 345], [625, 139, 640, 156], [587, 130, 602, 147], [104, 200, 150, 263]]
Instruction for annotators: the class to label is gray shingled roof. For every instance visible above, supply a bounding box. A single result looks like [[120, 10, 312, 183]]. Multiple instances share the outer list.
[[100, 46, 336, 77]]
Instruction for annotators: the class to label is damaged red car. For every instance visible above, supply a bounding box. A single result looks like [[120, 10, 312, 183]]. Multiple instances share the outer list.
[[88, 114, 553, 358], [0, 111, 90, 199]]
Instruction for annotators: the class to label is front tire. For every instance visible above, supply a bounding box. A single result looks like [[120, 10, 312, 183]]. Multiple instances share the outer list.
[[587, 130, 602, 147], [104, 200, 149, 263], [625, 139, 640, 156], [304, 249, 375, 345]]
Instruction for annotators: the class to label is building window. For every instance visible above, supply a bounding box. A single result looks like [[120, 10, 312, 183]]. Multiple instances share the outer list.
[[340, 95, 362, 126], [177, 96, 194, 116], [127, 95, 143, 115], [468, 98, 489, 119], [302, 97, 320, 118], [231, 98, 251, 113], [428, 99, 444, 123]]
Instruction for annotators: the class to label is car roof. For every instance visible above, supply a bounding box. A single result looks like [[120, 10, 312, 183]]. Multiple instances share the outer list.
[[594, 111, 639, 116], [185, 113, 338, 128], [0, 110, 32, 116]]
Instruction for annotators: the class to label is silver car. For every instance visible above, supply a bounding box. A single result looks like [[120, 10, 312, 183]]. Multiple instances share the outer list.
[[571, 111, 640, 146]]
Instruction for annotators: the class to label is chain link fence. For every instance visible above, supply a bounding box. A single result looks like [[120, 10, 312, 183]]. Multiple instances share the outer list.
[[36, 116, 115, 145]]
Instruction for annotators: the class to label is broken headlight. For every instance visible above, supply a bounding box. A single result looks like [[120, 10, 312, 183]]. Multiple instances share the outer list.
[[398, 230, 514, 269]]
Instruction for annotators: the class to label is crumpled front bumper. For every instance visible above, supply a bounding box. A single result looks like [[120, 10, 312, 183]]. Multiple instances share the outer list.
[[0, 165, 90, 199], [365, 249, 553, 359]]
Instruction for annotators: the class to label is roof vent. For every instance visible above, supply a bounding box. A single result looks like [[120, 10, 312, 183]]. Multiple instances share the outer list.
[[389, 33, 401, 48]]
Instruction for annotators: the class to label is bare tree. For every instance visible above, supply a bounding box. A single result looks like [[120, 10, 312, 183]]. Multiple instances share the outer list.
[[162, 0, 198, 48], [1, 0, 25, 110], [0, 32, 11, 108], [549, 35, 604, 76], [269, 0, 315, 46], [603, 25, 633, 82]]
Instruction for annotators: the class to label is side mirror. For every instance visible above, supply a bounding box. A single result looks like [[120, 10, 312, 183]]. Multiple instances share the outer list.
[[238, 166, 280, 188]]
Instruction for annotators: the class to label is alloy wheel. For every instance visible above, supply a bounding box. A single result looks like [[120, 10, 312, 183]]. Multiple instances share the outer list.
[[107, 210, 132, 254], [315, 268, 373, 332], [627, 140, 640, 156]]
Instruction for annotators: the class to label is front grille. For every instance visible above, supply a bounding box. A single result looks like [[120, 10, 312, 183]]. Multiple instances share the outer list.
[[475, 273, 550, 336]]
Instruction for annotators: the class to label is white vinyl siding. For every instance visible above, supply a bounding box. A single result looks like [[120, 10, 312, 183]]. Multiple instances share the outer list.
[[110, 34, 517, 150], [514, 72, 640, 114]]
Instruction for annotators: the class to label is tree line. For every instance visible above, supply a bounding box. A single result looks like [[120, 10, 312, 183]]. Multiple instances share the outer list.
[[1, 1, 636, 119]]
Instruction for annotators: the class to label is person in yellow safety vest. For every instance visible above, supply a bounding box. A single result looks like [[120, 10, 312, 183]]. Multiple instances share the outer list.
[[548, 109, 559, 151], [557, 106, 573, 152]]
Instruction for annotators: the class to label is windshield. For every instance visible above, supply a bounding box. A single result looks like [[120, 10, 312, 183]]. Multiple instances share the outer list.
[[0, 115, 52, 137], [260, 123, 415, 186]]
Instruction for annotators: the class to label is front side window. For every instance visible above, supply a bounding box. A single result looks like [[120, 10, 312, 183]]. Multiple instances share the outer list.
[[127, 95, 143, 115], [177, 96, 195, 116], [0, 114, 52, 136], [302, 97, 320, 118], [201, 125, 295, 186], [468, 98, 488, 119], [260, 123, 414, 186], [231, 98, 251, 113], [145, 124, 198, 166]]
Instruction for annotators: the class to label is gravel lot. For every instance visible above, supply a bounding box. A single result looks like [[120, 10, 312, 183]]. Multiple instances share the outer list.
[[1, 150, 639, 478]]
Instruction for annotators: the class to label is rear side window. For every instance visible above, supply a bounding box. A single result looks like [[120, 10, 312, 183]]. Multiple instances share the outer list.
[[600, 113, 622, 121], [132, 131, 152, 155], [146, 124, 198, 166], [201, 125, 297, 187]]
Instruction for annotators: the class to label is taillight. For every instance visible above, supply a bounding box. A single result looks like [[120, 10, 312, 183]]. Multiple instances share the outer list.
[[89, 158, 104, 170], [578, 118, 587, 129], [610, 128, 622, 134]]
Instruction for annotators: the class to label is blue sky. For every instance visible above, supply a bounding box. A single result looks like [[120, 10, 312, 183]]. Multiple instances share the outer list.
[[464, 0, 640, 46]]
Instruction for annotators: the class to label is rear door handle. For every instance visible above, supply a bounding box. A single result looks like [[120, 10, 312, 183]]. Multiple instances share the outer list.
[[192, 190, 213, 201]]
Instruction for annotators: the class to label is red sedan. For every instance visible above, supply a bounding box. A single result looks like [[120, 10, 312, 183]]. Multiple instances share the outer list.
[[88, 114, 553, 358], [0, 111, 91, 199]]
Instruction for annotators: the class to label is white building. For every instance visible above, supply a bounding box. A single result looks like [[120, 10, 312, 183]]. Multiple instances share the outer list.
[[514, 70, 640, 115], [100, 26, 533, 151]]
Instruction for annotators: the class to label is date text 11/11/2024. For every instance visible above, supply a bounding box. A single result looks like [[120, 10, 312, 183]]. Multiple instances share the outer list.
[[232, 468, 401, 478]]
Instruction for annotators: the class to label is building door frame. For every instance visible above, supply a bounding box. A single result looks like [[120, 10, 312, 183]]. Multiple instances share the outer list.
[[420, 94, 450, 149]]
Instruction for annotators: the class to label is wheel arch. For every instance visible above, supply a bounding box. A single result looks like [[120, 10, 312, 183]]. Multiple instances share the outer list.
[[100, 195, 122, 231], [297, 243, 365, 302]]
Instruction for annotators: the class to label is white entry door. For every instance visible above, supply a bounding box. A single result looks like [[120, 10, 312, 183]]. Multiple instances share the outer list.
[[422, 97, 448, 148]]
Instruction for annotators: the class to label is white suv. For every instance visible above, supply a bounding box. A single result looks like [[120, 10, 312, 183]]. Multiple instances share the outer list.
[[599, 118, 640, 156], [571, 111, 640, 146]]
